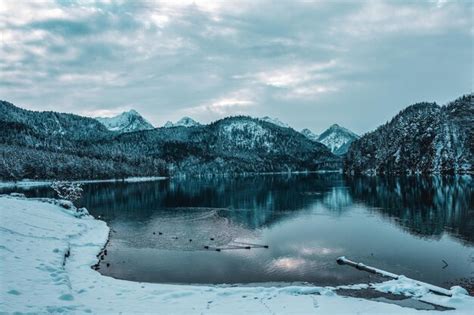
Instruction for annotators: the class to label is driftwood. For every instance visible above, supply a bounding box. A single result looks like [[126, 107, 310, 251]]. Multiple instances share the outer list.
[[336, 256, 453, 297], [232, 241, 269, 248]]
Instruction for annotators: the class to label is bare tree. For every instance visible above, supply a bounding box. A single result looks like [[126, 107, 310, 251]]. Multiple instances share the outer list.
[[51, 181, 83, 204]]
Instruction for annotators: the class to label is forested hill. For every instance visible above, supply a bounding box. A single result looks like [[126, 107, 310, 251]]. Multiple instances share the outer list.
[[0, 101, 339, 180], [0, 100, 110, 141], [344, 94, 473, 175]]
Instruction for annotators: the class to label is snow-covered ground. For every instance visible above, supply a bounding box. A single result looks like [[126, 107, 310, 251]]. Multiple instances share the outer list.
[[0, 176, 167, 189], [1, 195, 473, 314]]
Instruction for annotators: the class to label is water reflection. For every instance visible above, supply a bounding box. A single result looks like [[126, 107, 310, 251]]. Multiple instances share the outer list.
[[72, 174, 473, 245], [1, 174, 472, 286], [79, 174, 346, 228], [345, 176, 474, 245]]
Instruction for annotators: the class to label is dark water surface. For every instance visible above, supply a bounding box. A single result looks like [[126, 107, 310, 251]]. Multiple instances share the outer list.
[[3, 174, 473, 288]]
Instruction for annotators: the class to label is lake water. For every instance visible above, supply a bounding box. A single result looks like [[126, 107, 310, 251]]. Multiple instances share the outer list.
[[2, 174, 473, 289]]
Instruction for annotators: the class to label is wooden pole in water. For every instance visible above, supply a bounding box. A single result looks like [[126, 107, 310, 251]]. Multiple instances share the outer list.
[[336, 256, 454, 297]]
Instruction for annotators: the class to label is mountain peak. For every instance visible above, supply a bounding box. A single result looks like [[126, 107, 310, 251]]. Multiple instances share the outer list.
[[259, 116, 290, 128], [300, 128, 319, 141], [317, 124, 359, 155], [127, 109, 139, 115], [164, 117, 201, 128], [96, 110, 154, 133]]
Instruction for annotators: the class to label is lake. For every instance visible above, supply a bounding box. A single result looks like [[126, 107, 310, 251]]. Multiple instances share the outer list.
[[2, 174, 473, 289]]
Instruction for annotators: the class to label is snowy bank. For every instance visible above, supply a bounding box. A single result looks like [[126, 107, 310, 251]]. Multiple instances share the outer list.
[[1, 196, 473, 314], [0, 176, 167, 189]]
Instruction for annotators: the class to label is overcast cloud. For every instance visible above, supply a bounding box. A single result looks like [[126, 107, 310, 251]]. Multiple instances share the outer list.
[[0, 0, 472, 134]]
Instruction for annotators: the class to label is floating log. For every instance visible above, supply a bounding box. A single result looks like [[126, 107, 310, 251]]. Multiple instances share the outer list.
[[233, 241, 269, 248], [336, 256, 453, 297]]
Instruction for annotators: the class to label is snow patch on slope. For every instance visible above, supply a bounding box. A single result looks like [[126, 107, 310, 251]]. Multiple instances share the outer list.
[[260, 116, 290, 128], [318, 124, 359, 155], [96, 110, 154, 133], [301, 128, 319, 142], [164, 117, 201, 128]]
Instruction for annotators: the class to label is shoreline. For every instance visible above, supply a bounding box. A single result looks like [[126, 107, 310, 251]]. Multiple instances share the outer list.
[[0, 176, 168, 188], [1, 171, 472, 190], [1, 195, 473, 313]]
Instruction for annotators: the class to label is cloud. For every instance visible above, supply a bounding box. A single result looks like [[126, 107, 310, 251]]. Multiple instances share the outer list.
[[333, 1, 472, 39], [234, 60, 341, 99], [0, 0, 471, 134], [57, 72, 125, 86], [185, 89, 257, 119]]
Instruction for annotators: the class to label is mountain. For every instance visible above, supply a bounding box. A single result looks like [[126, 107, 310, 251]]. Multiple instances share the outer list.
[[300, 128, 319, 142], [163, 117, 200, 128], [317, 124, 359, 155], [345, 94, 473, 175], [0, 102, 340, 180], [259, 116, 290, 128], [96, 110, 153, 133], [111, 116, 340, 175], [0, 100, 110, 141]]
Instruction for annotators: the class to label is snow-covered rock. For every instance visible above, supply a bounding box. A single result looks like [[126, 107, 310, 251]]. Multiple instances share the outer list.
[[2, 195, 473, 314], [96, 110, 154, 133], [164, 117, 201, 128], [259, 116, 291, 129], [317, 124, 359, 155], [301, 128, 319, 142]]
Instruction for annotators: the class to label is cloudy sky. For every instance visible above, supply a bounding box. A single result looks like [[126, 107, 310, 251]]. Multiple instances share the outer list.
[[0, 0, 472, 134]]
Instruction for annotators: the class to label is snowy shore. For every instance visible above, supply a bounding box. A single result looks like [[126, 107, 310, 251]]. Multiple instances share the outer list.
[[1, 195, 473, 314], [0, 176, 168, 189]]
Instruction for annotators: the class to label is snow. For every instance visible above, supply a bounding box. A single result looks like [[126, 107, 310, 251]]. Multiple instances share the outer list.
[[317, 124, 359, 155], [259, 116, 290, 128], [164, 117, 201, 128], [1, 195, 473, 314], [300, 128, 319, 141], [96, 110, 154, 133], [0, 176, 167, 188], [221, 120, 274, 151]]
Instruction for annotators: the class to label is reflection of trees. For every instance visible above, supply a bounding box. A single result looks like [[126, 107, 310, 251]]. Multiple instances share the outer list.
[[345, 175, 474, 245], [79, 174, 345, 228], [2, 174, 471, 245]]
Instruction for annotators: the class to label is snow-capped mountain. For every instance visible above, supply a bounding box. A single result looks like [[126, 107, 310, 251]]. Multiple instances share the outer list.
[[164, 117, 201, 128], [317, 124, 359, 155], [300, 128, 319, 142], [0, 101, 342, 179], [96, 110, 154, 133], [345, 94, 473, 175], [259, 116, 290, 128]]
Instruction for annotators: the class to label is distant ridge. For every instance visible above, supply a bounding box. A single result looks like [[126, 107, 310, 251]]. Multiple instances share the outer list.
[[96, 110, 154, 133], [163, 117, 201, 128], [0, 102, 339, 180]]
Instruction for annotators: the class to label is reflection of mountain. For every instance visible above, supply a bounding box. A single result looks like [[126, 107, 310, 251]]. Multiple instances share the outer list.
[[79, 174, 346, 229], [345, 175, 474, 245], [2, 174, 471, 245], [322, 187, 353, 211]]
